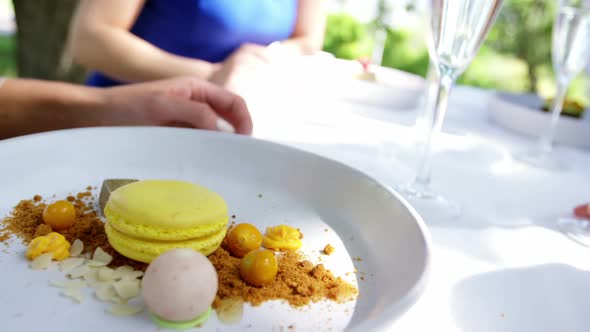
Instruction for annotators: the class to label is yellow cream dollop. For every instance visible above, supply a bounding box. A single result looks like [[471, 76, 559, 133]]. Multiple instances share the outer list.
[[262, 225, 302, 251]]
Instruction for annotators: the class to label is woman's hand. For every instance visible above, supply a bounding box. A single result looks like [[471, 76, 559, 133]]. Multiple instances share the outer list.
[[100, 77, 253, 134], [208, 43, 271, 92], [0, 77, 252, 140]]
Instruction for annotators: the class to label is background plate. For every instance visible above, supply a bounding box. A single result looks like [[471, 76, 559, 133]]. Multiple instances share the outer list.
[[241, 54, 426, 111], [488, 92, 590, 149]]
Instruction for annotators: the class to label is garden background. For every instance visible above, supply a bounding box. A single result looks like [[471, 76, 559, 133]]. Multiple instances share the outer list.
[[0, 0, 587, 103]]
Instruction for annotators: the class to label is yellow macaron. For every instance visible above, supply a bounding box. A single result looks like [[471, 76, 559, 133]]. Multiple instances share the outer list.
[[104, 180, 228, 263]]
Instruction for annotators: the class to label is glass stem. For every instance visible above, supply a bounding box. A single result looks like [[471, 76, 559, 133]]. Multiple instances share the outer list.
[[539, 81, 568, 154], [413, 70, 455, 194], [415, 63, 438, 138]]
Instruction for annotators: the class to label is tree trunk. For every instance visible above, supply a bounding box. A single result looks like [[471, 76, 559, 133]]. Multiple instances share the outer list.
[[12, 0, 86, 83], [527, 63, 538, 93]]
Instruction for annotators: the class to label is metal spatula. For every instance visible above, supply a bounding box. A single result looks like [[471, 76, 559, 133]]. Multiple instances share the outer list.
[[98, 179, 138, 216]]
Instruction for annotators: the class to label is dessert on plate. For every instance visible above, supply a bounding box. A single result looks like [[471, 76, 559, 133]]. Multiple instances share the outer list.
[[0, 180, 359, 330]]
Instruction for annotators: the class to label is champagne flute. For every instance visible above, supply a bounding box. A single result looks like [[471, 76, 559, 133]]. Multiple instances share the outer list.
[[399, 0, 503, 220], [516, 0, 590, 170]]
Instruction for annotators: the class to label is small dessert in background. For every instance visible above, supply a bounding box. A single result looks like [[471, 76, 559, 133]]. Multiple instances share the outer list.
[[103, 180, 229, 262], [541, 97, 586, 118], [574, 203, 590, 219], [142, 249, 218, 329], [240, 249, 278, 287], [355, 57, 377, 82], [225, 223, 262, 258], [43, 200, 77, 231]]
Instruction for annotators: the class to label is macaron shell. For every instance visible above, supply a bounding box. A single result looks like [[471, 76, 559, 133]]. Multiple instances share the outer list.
[[105, 223, 226, 263], [105, 180, 229, 230], [105, 207, 227, 241]]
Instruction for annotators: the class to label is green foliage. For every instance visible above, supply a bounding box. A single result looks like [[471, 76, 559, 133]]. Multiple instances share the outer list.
[[322, 6, 585, 99], [380, 29, 429, 77], [458, 45, 529, 92], [372, 0, 392, 31], [0, 34, 16, 77], [486, 0, 556, 92], [322, 13, 372, 60]]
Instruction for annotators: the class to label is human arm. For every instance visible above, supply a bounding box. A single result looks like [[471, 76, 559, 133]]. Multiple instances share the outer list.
[[278, 0, 327, 55], [208, 0, 327, 90], [0, 77, 252, 140], [67, 0, 219, 83]]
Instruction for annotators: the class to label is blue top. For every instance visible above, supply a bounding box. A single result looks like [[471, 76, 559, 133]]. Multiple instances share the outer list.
[[86, 0, 298, 87]]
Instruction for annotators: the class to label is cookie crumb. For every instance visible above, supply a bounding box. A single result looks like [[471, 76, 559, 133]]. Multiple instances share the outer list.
[[0, 232, 10, 242], [210, 247, 357, 307], [1, 190, 147, 271], [34, 224, 52, 238], [33, 195, 42, 202], [323, 244, 335, 256], [76, 192, 92, 199]]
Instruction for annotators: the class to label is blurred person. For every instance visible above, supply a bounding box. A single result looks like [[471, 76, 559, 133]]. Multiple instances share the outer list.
[[67, 0, 326, 92], [0, 76, 252, 140]]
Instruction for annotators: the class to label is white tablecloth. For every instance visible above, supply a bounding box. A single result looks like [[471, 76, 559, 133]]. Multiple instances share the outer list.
[[244, 64, 590, 332]]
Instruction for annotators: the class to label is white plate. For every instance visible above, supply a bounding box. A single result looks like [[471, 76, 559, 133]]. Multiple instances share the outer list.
[[319, 59, 426, 110], [244, 55, 426, 110], [488, 92, 590, 149], [0, 127, 430, 332]]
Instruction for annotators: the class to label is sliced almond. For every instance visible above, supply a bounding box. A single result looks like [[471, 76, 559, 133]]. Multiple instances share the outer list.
[[49, 280, 68, 288], [113, 280, 140, 299], [49, 280, 87, 289], [216, 297, 244, 324], [95, 285, 120, 303], [59, 257, 86, 272], [119, 270, 144, 281], [86, 259, 108, 268], [69, 239, 84, 257], [30, 253, 54, 270], [67, 265, 90, 279], [87, 280, 112, 290], [84, 268, 99, 284], [97, 267, 115, 282], [113, 265, 134, 279], [109, 304, 143, 316], [93, 247, 113, 265], [115, 265, 134, 272], [61, 287, 84, 303]]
